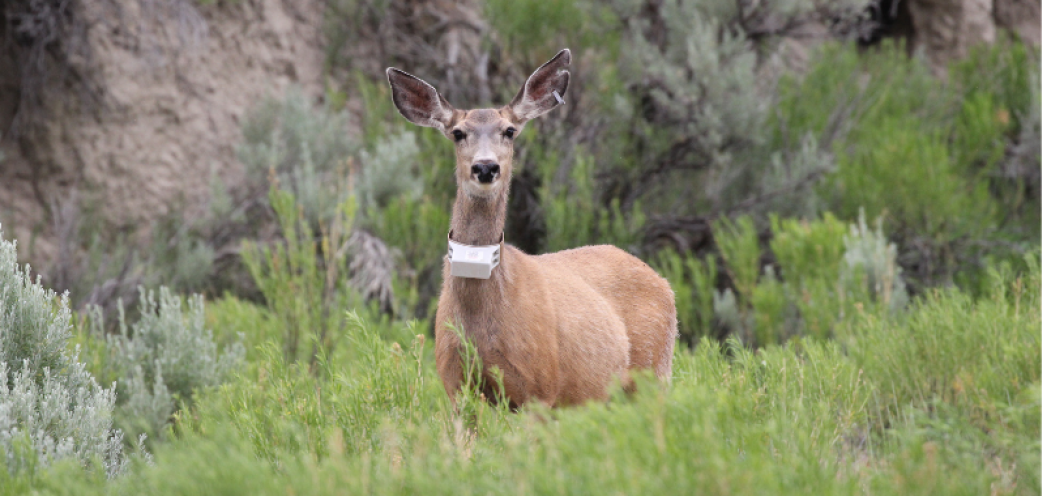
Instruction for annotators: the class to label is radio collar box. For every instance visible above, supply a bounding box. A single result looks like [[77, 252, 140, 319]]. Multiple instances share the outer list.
[[447, 239, 501, 279]]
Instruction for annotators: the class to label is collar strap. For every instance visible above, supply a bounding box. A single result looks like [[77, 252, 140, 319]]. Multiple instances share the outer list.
[[447, 231, 503, 279]]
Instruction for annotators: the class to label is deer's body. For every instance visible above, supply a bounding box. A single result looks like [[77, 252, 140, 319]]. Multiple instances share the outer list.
[[437, 243, 676, 407], [387, 50, 677, 409]]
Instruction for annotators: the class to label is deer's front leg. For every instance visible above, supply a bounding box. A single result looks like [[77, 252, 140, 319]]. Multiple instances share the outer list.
[[434, 327, 466, 405]]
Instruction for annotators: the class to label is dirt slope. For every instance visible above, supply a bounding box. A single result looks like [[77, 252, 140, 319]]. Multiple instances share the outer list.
[[0, 0, 325, 262]]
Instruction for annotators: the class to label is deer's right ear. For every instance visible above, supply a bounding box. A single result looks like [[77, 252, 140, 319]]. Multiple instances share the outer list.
[[386, 68, 455, 132]]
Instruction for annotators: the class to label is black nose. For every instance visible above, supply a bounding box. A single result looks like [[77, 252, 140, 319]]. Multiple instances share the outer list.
[[471, 162, 500, 184]]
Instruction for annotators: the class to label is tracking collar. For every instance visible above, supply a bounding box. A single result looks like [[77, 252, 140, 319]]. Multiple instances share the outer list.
[[447, 230, 503, 279]]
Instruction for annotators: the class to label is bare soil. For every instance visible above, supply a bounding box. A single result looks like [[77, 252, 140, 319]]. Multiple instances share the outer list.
[[0, 0, 327, 262]]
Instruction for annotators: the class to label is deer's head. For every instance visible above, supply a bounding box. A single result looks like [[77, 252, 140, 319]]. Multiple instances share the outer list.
[[386, 49, 571, 199]]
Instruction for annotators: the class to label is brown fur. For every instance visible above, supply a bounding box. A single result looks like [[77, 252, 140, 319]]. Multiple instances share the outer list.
[[387, 49, 677, 408]]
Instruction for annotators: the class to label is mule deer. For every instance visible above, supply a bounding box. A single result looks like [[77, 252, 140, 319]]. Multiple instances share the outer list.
[[386, 49, 677, 409]]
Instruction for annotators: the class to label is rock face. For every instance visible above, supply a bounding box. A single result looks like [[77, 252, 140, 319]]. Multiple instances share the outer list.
[[906, 0, 1039, 73], [0, 0, 325, 261]]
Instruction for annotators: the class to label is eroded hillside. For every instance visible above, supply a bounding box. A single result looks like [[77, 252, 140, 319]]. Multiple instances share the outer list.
[[1, 0, 326, 261]]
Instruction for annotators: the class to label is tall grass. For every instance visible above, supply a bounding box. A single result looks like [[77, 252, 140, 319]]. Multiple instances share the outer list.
[[241, 187, 360, 367], [6, 254, 1039, 495]]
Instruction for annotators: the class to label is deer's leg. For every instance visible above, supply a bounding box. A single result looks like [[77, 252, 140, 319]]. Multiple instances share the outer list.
[[435, 332, 465, 405]]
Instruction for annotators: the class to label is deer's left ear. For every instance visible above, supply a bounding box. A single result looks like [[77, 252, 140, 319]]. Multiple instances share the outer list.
[[507, 49, 571, 125]]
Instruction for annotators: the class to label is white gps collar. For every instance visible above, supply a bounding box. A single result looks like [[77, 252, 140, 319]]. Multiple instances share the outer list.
[[447, 231, 502, 279]]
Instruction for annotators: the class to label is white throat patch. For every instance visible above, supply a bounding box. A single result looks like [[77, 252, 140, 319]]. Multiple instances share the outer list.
[[447, 236, 501, 279]]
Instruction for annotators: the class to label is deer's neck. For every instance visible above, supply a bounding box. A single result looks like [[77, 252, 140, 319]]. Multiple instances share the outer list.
[[444, 187, 510, 344], [445, 188, 510, 319], [449, 189, 508, 247]]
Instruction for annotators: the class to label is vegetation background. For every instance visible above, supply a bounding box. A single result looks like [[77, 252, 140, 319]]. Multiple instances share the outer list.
[[0, 0, 1042, 494]]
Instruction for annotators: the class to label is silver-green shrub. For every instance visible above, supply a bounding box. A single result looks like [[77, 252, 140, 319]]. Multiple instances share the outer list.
[[88, 287, 245, 442], [607, 0, 870, 215], [0, 224, 126, 477], [238, 90, 426, 215], [236, 88, 359, 227], [356, 129, 424, 210], [842, 210, 908, 312]]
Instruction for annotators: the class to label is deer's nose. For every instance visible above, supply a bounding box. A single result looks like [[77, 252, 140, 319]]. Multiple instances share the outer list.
[[471, 162, 500, 184]]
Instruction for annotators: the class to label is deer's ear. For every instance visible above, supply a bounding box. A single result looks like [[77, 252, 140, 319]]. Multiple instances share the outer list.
[[386, 68, 455, 132], [508, 49, 571, 125]]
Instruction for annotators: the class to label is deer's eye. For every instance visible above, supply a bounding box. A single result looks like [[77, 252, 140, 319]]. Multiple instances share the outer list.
[[503, 127, 516, 139], [452, 129, 466, 142]]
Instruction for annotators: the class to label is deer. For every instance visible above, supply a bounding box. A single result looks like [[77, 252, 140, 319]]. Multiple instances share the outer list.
[[386, 49, 677, 409]]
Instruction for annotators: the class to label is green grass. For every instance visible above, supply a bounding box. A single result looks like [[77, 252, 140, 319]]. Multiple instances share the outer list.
[[7, 256, 1039, 495]]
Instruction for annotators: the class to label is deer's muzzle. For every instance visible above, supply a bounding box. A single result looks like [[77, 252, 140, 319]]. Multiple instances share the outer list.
[[472, 162, 500, 184]]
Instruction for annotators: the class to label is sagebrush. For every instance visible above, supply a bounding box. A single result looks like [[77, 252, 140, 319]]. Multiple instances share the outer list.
[[0, 225, 126, 478]]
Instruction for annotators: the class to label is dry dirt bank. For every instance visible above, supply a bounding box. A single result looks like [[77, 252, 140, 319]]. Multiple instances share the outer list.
[[1, 0, 326, 262]]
